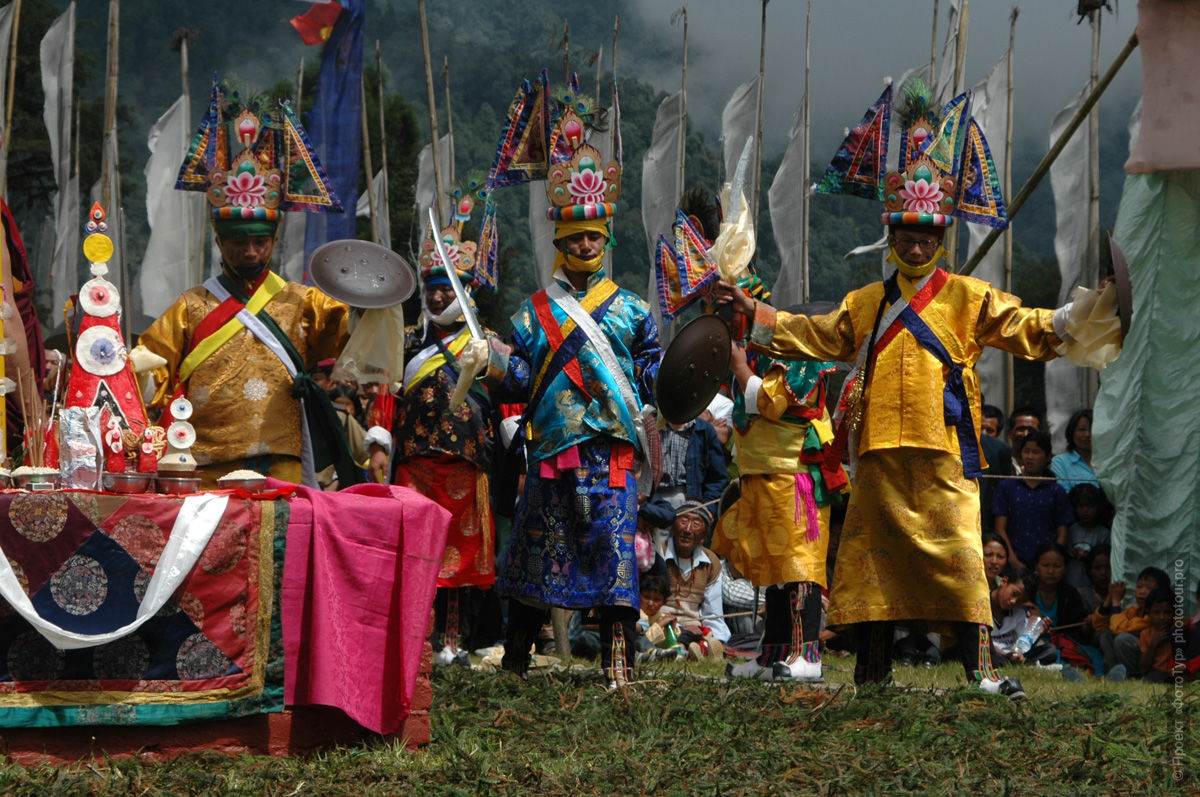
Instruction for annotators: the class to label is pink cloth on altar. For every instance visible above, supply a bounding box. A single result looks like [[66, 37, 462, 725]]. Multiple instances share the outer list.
[[280, 481, 450, 735]]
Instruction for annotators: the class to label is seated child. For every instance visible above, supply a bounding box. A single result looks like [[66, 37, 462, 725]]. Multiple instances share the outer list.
[[1075, 544, 1111, 617], [1064, 484, 1111, 590], [990, 566, 1055, 666], [1090, 565, 1170, 677], [1031, 541, 1091, 670], [1138, 588, 1183, 683], [635, 571, 683, 661]]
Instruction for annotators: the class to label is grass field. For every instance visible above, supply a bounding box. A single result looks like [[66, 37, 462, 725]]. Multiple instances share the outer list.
[[0, 655, 1194, 795]]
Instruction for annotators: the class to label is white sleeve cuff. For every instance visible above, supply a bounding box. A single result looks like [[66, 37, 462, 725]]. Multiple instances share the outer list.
[[1052, 303, 1076, 345], [364, 425, 392, 454], [742, 375, 763, 415]]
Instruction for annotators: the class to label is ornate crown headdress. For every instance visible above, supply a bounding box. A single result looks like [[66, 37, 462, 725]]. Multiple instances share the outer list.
[[175, 75, 342, 220], [419, 179, 492, 285], [545, 79, 620, 220], [815, 77, 1006, 230]]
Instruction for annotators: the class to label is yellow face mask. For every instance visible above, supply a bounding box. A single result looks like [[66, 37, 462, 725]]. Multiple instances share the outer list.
[[553, 218, 611, 275], [886, 243, 946, 279]]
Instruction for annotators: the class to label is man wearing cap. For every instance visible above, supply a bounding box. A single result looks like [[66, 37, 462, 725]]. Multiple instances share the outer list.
[[137, 82, 355, 488], [392, 204, 501, 665], [658, 500, 729, 661], [718, 79, 1119, 699], [480, 90, 660, 687]]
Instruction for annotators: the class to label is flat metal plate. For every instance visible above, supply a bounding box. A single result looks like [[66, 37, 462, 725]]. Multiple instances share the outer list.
[[656, 314, 731, 425], [308, 239, 416, 309]]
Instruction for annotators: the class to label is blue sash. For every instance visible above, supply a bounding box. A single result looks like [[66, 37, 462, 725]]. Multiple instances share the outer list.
[[883, 276, 982, 478]]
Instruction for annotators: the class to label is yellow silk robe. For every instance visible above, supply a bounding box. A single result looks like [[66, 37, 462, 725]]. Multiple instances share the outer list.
[[746, 270, 1062, 625], [139, 276, 349, 471]]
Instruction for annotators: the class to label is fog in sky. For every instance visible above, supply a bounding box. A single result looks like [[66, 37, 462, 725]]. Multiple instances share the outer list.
[[625, 1, 1141, 158]]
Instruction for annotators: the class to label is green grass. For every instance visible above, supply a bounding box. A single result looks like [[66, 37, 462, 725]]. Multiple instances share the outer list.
[[0, 656, 1194, 795]]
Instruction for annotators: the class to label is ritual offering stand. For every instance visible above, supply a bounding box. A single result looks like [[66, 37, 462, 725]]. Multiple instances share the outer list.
[[0, 206, 450, 763]]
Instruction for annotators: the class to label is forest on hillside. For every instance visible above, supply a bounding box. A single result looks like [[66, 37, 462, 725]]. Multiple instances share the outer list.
[[5, 0, 1139, 407]]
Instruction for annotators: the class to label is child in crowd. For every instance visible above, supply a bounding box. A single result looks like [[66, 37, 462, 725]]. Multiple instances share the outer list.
[[1031, 542, 1090, 670], [990, 566, 1054, 666], [1138, 588, 1181, 683], [992, 431, 1073, 570], [1064, 484, 1112, 590], [634, 572, 682, 661], [1075, 544, 1111, 616], [982, 532, 1010, 586], [1090, 565, 1170, 678]]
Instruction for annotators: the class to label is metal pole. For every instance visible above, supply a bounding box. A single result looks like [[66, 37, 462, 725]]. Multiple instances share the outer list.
[[1003, 6, 1018, 417], [959, 30, 1138, 277], [0, 0, 22, 197], [753, 0, 767, 225], [944, 0, 968, 268], [417, 0, 444, 220]]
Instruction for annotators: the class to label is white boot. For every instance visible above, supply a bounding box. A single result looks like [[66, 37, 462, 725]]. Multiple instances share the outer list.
[[978, 675, 1026, 701], [434, 644, 458, 666], [726, 658, 773, 680], [772, 657, 824, 682]]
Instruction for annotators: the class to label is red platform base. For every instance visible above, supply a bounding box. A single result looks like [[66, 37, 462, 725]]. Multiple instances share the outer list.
[[0, 641, 435, 765]]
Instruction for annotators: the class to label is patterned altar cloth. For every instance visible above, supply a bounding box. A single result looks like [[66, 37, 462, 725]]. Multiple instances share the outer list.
[[0, 491, 287, 727]]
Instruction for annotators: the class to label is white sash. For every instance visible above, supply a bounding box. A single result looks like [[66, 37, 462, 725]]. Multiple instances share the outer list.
[[205, 277, 317, 487], [545, 282, 649, 471], [402, 341, 443, 390], [0, 494, 229, 650]]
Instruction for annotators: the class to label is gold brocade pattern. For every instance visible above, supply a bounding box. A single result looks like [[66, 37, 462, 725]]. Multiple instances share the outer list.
[[713, 474, 829, 588], [139, 276, 349, 466], [751, 272, 1061, 460], [828, 449, 990, 626]]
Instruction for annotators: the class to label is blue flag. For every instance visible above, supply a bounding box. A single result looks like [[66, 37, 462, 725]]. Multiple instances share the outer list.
[[303, 0, 364, 273]]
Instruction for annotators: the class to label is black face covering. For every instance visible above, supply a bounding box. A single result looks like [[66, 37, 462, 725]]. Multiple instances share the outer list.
[[228, 263, 267, 283]]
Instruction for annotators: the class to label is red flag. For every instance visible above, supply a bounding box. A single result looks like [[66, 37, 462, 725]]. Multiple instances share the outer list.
[[290, 1, 343, 46]]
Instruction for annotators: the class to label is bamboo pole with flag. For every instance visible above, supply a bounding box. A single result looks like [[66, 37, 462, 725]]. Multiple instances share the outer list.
[[302, 0, 363, 268], [41, 2, 77, 325]]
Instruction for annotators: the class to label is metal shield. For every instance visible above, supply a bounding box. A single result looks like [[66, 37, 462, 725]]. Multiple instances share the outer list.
[[655, 314, 731, 425], [308, 239, 417, 309]]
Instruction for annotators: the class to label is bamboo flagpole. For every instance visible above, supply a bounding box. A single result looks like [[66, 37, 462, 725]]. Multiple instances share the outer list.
[[929, 0, 939, 88], [752, 0, 767, 225], [944, 0, 968, 268], [801, 0, 811, 302], [1003, 6, 1018, 416], [673, 6, 687, 200], [442, 55, 455, 188], [359, 74, 378, 244], [101, 0, 119, 213], [1084, 8, 1102, 406], [417, 0, 445, 221], [0, 0, 21, 197], [959, 30, 1138, 277], [611, 15, 619, 157], [376, 40, 390, 249]]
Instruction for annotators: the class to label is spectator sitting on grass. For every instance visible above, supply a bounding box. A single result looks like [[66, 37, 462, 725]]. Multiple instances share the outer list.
[[1075, 543, 1111, 617], [982, 532, 1011, 587], [1090, 565, 1170, 679], [634, 571, 682, 661], [1138, 588, 1182, 684], [989, 566, 1055, 666], [659, 501, 730, 662], [1031, 541, 1090, 671], [1064, 483, 1112, 591]]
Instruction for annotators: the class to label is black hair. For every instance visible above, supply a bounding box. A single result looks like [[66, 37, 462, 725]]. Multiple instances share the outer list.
[[640, 571, 670, 599], [998, 564, 1036, 597], [1137, 566, 1170, 594], [1068, 483, 1114, 526], [1143, 587, 1173, 613], [1064, 408, 1094, 454], [1031, 542, 1070, 589], [1009, 405, 1043, 434], [982, 404, 1005, 426], [330, 384, 364, 421], [678, 186, 723, 243], [981, 532, 1010, 556], [1018, 430, 1054, 468], [1082, 543, 1111, 577]]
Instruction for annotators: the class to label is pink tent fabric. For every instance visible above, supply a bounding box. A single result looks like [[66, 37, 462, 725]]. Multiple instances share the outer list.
[[281, 482, 450, 734]]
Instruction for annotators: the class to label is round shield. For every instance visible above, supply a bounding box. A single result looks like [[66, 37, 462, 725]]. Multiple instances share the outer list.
[[308, 239, 417, 309], [656, 314, 731, 425], [1107, 233, 1133, 336], [717, 478, 741, 521]]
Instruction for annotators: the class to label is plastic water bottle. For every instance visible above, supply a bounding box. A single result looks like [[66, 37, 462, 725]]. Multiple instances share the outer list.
[[1013, 615, 1049, 655]]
